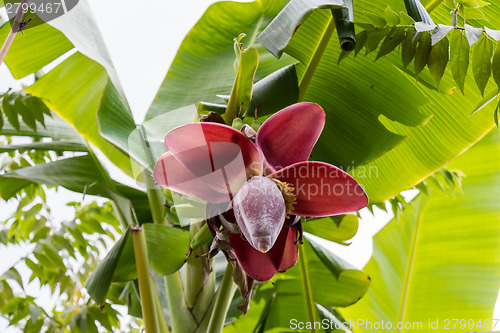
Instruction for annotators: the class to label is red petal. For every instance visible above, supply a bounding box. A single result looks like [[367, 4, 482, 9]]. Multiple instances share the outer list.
[[269, 161, 368, 216], [256, 103, 325, 173], [165, 123, 263, 187], [229, 233, 278, 281], [229, 222, 298, 281], [154, 152, 231, 203], [277, 225, 299, 272]]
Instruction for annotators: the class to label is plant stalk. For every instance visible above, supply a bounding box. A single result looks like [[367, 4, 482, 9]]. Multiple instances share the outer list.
[[0, 0, 28, 66], [136, 127, 195, 331], [131, 226, 161, 333], [186, 222, 215, 313], [165, 272, 198, 333], [298, 13, 336, 101], [153, 287, 171, 333], [299, 246, 318, 332], [141, 171, 195, 332], [206, 264, 236, 333], [142, 168, 165, 225]]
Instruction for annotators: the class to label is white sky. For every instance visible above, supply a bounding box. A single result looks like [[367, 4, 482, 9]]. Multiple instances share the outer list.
[[0, 0, 498, 331]]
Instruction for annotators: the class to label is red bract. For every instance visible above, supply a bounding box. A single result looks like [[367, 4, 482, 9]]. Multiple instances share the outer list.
[[154, 102, 368, 282]]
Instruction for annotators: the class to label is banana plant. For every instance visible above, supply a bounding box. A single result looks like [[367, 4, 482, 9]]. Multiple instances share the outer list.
[[0, 0, 499, 332]]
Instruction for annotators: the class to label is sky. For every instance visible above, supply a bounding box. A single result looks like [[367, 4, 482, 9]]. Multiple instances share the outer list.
[[0, 0, 499, 331]]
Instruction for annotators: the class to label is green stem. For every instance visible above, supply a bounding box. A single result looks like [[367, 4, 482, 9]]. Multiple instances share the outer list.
[[165, 273, 198, 333], [206, 264, 236, 333], [224, 77, 240, 124], [141, 171, 194, 332], [153, 288, 171, 333], [425, 0, 443, 13], [131, 226, 161, 333], [299, 246, 318, 332], [186, 223, 214, 313], [298, 13, 336, 101], [142, 168, 165, 225]]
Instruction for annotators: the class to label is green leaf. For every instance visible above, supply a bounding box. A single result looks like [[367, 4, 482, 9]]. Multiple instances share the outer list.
[[303, 215, 358, 245], [472, 34, 493, 96], [303, 242, 368, 307], [2, 0, 136, 177], [354, 30, 369, 57], [376, 27, 405, 60], [0, 141, 87, 153], [243, 64, 299, 117], [25, 53, 134, 176], [364, 11, 387, 27], [0, 155, 151, 221], [0, 23, 73, 79], [153, 0, 500, 207], [144, 224, 190, 275], [428, 36, 450, 89], [0, 177, 31, 201], [236, 43, 260, 113], [306, 235, 351, 277], [399, 11, 416, 25], [257, 0, 345, 58], [365, 28, 389, 54], [354, 22, 376, 31], [401, 30, 417, 70], [316, 305, 351, 333], [113, 224, 190, 281], [449, 29, 470, 93], [95, 80, 140, 166], [0, 111, 83, 141], [0, 91, 51, 132], [2, 94, 20, 131], [224, 40, 259, 122], [152, 0, 429, 171], [342, 130, 500, 331], [384, 6, 400, 25], [2, 268, 23, 289], [238, 239, 370, 331], [1, 155, 106, 194], [461, 6, 487, 19], [146, 0, 296, 122], [190, 223, 213, 251], [228, 240, 370, 332], [281, 1, 493, 202], [15, 98, 37, 131], [492, 40, 500, 89], [86, 228, 130, 305], [41, 243, 66, 271], [414, 32, 431, 79]]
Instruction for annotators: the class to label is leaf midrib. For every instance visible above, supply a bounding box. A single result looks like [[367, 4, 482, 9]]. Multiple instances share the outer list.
[[396, 201, 425, 333]]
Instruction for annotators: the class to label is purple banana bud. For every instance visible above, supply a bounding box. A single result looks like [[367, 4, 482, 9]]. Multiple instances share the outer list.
[[232, 176, 286, 253]]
